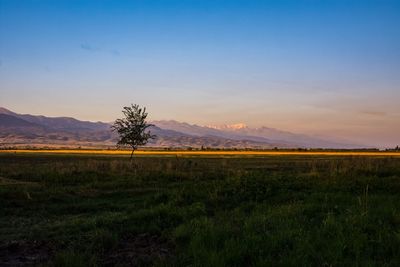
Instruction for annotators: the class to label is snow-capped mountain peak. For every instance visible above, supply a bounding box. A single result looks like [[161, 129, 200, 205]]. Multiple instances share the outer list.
[[207, 123, 248, 130]]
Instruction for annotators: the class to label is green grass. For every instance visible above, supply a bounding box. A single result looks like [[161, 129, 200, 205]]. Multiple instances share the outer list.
[[1, 154, 400, 266]]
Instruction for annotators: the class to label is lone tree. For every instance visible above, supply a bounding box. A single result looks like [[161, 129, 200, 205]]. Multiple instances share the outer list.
[[112, 104, 156, 159]]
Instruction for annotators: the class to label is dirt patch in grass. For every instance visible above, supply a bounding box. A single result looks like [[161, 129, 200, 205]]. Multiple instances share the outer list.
[[101, 233, 174, 266], [0, 240, 55, 266], [0, 177, 40, 186]]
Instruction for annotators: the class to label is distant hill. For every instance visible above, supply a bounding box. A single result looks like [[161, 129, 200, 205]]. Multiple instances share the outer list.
[[0, 108, 113, 147], [152, 120, 360, 149], [0, 108, 110, 132], [0, 107, 361, 148], [0, 114, 42, 128], [206, 123, 350, 148]]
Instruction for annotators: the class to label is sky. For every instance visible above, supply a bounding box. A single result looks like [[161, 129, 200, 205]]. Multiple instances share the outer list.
[[0, 0, 399, 147]]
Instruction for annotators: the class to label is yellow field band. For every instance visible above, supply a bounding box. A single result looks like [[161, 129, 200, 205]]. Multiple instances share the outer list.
[[1, 150, 400, 156]]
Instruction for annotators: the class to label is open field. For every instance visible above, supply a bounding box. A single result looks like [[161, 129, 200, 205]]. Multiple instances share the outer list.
[[1, 153, 400, 266]]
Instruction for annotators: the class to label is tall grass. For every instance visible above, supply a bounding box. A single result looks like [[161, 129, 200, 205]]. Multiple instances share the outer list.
[[0, 154, 400, 266]]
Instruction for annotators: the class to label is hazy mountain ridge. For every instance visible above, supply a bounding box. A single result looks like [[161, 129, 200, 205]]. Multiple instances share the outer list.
[[148, 126, 280, 148], [152, 120, 358, 148], [152, 120, 279, 143], [0, 108, 114, 146], [0, 107, 360, 148], [0, 108, 110, 132], [206, 123, 350, 148]]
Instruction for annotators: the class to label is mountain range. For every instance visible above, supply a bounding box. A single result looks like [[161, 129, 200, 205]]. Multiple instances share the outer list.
[[0, 107, 361, 149]]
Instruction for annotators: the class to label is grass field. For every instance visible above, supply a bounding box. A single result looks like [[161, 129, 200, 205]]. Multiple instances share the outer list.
[[1, 152, 400, 266]]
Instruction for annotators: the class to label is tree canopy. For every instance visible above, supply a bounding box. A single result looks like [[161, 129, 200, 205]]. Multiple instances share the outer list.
[[112, 104, 156, 158]]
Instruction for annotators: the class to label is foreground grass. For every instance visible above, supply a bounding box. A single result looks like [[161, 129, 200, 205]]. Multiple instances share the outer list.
[[0, 154, 400, 266]]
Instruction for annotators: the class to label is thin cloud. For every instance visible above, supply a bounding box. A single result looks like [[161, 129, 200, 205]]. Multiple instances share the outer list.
[[80, 43, 119, 56], [80, 43, 99, 52], [110, 49, 120, 56], [360, 110, 387, 117]]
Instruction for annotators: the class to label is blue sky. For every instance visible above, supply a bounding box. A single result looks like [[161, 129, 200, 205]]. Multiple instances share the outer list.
[[0, 0, 399, 147]]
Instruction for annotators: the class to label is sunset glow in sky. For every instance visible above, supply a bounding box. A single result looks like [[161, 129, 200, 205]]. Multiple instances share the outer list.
[[0, 0, 399, 147]]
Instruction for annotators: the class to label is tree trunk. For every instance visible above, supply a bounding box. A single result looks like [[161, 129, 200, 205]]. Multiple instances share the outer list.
[[130, 148, 137, 172]]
